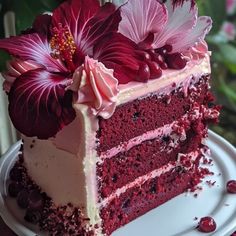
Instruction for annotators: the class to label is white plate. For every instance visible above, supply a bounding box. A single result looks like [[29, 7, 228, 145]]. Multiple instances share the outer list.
[[0, 131, 236, 236]]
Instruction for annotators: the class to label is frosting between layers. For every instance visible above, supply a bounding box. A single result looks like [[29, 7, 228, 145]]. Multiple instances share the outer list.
[[100, 150, 200, 207], [100, 103, 219, 160]]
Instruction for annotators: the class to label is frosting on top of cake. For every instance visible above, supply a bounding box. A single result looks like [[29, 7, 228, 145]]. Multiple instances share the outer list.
[[0, 0, 212, 139]]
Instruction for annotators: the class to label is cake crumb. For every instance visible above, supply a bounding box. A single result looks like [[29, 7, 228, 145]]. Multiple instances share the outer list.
[[206, 180, 216, 187]]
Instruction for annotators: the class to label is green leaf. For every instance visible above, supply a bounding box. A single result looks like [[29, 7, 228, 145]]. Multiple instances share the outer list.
[[226, 63, 236, 74], [197, 0, 226, 34], [0, 49, 10, 71], [4, 0, 59, 34]]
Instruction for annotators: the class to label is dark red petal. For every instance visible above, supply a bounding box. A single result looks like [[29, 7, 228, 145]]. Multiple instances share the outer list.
[[0, 33, 67, 73], [33, 14, 52, 36], [8, 69, 75, 139], [94, 32, 141, 84], [52, 0, 100, 46], [79, 3, 121, 57]]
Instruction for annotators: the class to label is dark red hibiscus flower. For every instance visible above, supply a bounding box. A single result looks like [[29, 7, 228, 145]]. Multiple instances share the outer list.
[[0, 0, 140, 139]]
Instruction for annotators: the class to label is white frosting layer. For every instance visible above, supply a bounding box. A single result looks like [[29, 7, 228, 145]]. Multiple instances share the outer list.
[[23, 116, 87, 206]]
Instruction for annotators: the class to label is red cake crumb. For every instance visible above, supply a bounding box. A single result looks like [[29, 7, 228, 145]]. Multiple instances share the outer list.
[[202, 157, 213, 165], [206, 180, 216, 187], [226, 180, 236, 193], [197, 216, 216, 233]]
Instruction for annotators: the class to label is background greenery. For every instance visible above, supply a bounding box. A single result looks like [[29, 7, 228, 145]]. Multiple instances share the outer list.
[[0, 0, 235, 146]]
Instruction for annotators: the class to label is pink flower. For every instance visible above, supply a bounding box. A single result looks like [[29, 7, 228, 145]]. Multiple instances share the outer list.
[[226, 0, 236, 15], [119, 0, 212, 53], [69, 57, 119, 119], [221, 22, 236, 41], [118, 0, 212, 79], [0, 0, 139, 138]]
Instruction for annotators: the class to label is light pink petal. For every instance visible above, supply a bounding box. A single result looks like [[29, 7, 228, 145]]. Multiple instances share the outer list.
[[153, 0, 197, 48], [172, 16, 212, 52], [119, 0, 168, 44]]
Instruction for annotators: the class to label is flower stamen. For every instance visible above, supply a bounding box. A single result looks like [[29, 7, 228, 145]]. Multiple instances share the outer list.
[[50, 23, 76, 71]]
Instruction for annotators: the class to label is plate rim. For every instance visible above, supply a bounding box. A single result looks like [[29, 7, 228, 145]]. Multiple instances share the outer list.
[[0, 130, 235, 236]]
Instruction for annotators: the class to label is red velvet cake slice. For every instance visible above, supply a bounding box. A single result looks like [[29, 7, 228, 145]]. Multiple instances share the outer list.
[[0, 0, 220, 235]]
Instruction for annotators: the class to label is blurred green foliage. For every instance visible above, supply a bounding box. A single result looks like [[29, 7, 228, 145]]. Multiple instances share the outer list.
[[0, 0, 235, 145]]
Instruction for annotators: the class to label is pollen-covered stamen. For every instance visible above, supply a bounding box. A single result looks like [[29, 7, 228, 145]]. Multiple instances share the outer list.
[[50, 23, 76, 71]]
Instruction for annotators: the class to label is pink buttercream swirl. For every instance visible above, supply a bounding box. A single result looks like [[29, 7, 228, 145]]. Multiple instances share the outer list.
[[68, 56, 119, 119], [2, 59, 42, 92]]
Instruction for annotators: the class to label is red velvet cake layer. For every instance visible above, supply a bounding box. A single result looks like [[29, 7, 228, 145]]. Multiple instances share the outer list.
[[100, 162, 201, 235], [97, 125, 205, 199], [97, 75, 210, 153]]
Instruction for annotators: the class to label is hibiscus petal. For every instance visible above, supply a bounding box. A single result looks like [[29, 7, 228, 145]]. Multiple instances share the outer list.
[[171, 0, 195, 9], [2, 59, 43, 92], [52, 0, 100, 47], [93, 32, 141, 84], [119, 0, 168, 44], [153, 0, 197, 48], [172, 16, 212, 52], [33, 14, 52, 35], [8, 69, 75, 139], [79, 3, 121, 56], [0, 33, 67, 72]]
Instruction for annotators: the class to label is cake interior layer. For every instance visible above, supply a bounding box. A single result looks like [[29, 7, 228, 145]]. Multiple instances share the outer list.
[[97, 124, 205, 199], [100, 156, 201, 236], [97, 75, 210, 153]]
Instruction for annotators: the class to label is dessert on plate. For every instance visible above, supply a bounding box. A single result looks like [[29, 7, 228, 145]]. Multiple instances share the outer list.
[[0, 0, 220, 235]]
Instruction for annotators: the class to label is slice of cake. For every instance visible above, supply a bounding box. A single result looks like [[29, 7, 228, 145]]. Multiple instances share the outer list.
[[0, 0, 220, 235]]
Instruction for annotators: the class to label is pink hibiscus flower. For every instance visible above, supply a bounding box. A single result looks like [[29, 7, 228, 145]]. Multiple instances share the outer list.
[[119, 0, 212, 74], [0, 0, 141, 139]]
